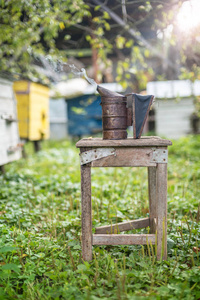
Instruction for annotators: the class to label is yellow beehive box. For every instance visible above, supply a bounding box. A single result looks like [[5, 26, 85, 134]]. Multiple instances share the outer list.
[[13, 81, 49, 141]]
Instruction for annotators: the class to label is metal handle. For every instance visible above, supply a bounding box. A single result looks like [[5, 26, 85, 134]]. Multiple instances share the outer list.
[[1, 113, 18, 122], [7, 144, 22, 154]]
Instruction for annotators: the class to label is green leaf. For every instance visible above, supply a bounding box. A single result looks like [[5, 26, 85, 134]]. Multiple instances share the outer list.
[[94, 5, 100, 11], [104, 22, 110, 31], [125, 40, 133, 48], [116, 36, 126, 49], [2, 263, 21, 274], [144, 49, 150, 57], [167, 238, 175, 250], [103, 11, 110, 19], [0, 246, 17, 253]]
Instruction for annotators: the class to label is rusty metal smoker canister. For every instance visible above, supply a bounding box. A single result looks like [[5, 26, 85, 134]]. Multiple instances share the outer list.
[[97, 85, 128, 139], [97, 85, 154, 140]]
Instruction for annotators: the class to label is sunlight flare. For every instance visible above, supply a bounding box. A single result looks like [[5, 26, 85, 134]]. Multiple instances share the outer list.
[[176, 0, 200, 32]]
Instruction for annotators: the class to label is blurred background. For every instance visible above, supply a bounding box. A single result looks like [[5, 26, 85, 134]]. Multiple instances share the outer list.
[[1, 0, 200, 167]]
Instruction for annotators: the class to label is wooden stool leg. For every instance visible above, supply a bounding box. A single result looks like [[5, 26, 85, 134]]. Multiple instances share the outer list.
[[156, 163, 167, 260], [81, 164, 92, 261], [33, 140, 41, 152], [148, 166, 157, 234], [0, 165, 6, 174]]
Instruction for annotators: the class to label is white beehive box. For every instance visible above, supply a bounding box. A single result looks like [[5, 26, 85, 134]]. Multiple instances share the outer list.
[[147, 80, 200, 139], [49, 98, 68, 140], [0, 78, 21, 166]]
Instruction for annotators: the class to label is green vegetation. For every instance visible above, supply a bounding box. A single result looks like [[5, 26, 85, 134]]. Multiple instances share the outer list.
[[1, 0, 200, 92], [0, 0, 91, 81], [0, 135, 200, 299]]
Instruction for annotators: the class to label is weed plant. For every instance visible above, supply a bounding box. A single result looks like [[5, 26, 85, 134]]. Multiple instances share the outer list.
[[0, 136, 200, 299]]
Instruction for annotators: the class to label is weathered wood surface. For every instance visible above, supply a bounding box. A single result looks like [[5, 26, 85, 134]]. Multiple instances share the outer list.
[[156, 163, 168, 260], [0, 78, 22, 166], [0, 79, 14, 99], [0, 99, 16, 112], [78, 137, 170, 261], [76, 137, 172, 148], [13, 81, 49, 141], [92, 234, 156, 245], [91, 148, 158, 167], [156, 98, 195, 139], [81, 165, 92, 261], [95, 217, 150, 234], [148, 167, 157, 233]]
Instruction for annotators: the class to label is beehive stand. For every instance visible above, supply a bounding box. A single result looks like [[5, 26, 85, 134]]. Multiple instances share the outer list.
[[76, 137, 172, 261]]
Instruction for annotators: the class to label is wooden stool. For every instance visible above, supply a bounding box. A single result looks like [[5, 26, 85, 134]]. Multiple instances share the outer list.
[[76, 137, 172, 261]]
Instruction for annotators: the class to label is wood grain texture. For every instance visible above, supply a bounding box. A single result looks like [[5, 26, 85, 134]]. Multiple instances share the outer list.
[[156, 163, 168, 260], [92, 234, 156, 245], [76, 137, 172, 148], [0, 79, 22, 166], [81, 165, 92, 261], [13, 81, 49, 141], [91, 148, 156, 167], [148, 167, 157, 233], [95, 218, 150, 234], [155, 98, 195, 139], [0, 78, 13, 99]]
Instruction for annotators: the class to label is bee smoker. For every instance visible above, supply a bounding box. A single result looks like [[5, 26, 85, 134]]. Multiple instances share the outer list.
[[97, 85, 154, 140]]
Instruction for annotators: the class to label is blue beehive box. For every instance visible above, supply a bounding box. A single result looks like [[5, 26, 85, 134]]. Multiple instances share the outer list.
[[50, 79, 124, 138], [67, 94, 102, 137]]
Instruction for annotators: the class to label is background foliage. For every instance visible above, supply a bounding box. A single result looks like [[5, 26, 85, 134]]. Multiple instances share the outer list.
[[0, 0, 90, 81], [1, 0, 200, 90]]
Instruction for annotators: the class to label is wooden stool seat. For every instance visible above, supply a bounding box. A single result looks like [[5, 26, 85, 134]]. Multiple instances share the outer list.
[[76, 137, 172, 261]]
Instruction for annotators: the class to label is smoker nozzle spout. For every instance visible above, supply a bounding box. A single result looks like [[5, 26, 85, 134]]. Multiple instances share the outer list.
[[97, 85, 124, 98]]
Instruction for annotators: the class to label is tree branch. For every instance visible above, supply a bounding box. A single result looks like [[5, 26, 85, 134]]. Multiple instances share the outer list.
[[121, 0, 128, 23], [91, 0, 177, 70]]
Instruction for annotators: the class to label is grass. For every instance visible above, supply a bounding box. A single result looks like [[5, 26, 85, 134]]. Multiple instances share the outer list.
[[0, 135, 200, 299]]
